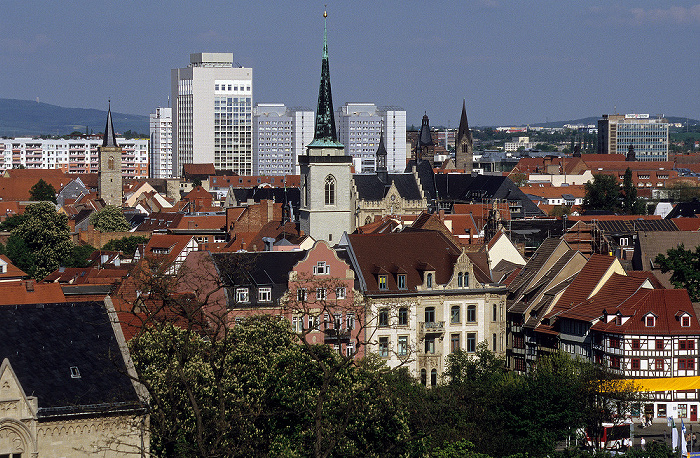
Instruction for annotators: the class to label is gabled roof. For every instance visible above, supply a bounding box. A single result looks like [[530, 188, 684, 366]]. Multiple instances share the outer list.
[[0, 254, 27, 280], [545, 254, 618, 318], [0, 301, 140, 417], [0, 280, 66, 304], [353, 173, 423, 201], [593, 289, 700, 336], [347, 230, 475, 294]]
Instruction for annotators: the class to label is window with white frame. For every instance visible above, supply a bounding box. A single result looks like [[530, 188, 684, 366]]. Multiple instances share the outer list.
[[317, 288, 326, 300], [313, 261, 329, 275], [236, 287, 249, 303], [258, 287, 272, 302], [297, 288, 307, 302], [336, 286, 346, 299], [292, 316, 303, 333], [346, 313, 355, 330]]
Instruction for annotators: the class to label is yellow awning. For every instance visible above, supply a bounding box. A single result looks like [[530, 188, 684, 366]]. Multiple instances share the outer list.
[[630, 376, 700, 392]]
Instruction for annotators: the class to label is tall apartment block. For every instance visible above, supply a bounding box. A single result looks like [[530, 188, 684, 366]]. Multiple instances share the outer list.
[[171, 53, 253, 177], [253, 104, 314, 175], [335, 103, 406, 173], [0, 138, 148, 177], [149, 107, 173, 179], [598, 114, 669, 161]]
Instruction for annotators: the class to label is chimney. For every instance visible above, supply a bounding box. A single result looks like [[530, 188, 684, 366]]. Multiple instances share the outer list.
[[466, 228, 472, 244], [25, 280, 34, 292], [114, 257, 121, 267]]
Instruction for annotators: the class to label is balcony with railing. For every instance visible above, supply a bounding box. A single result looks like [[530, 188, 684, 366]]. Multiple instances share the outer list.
[[419, 321, 445, 337]]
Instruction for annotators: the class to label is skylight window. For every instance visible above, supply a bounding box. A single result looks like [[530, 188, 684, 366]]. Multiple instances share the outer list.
[[70, 366, 81, 378]]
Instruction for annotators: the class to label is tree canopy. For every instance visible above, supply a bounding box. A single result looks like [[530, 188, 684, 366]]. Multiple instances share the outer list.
[[655, 244, 700, 301], [6, 202, 73, 279], [583, 174, 620, 213], [102, 235, 149, 256], [90, 205, 131, 232], [29, 178, 57, 203]]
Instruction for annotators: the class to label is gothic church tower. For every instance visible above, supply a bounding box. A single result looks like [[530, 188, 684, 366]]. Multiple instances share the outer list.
[[299, 11, 354, 243], [98, 103, 123, 206], [455, 100, 473, 173]]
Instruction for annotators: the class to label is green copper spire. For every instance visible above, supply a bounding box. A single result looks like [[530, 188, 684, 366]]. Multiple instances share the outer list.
[[309, 10, 344, 148]]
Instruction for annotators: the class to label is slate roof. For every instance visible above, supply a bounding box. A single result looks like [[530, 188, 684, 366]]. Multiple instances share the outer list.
[[353, 173, 423, 201], [666, 201, 700, 219], [0, 301, 140, 418], [210, 250, 307, 308]]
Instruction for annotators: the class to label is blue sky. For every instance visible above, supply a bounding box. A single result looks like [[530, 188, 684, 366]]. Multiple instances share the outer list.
[[1, 1, 698, 127]]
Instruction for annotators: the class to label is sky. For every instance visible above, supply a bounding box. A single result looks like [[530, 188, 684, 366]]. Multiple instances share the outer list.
[[1, 1, 698, 127]]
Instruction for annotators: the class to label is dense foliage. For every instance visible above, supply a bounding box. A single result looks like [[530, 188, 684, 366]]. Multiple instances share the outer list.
[[655, 244, 700, 301], [5, 202, 74, 279], [29, 178, 57, 203], [130, 318, 642, 458], [90, 205, 131, 232], [102, 235, 149, 256]]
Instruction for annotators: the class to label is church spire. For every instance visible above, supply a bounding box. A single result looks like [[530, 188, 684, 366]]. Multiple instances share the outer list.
[[309, 10, 343, 148], [455, 100, 474, 173], [376, 129, 388, 183], [103, 101, 118, 148], [457, 99, 472, 145]]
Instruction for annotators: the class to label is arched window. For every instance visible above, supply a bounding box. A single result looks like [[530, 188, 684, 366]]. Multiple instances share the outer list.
[[431, 369, 437, 387], [324, 175, 336, 205], [426, 273, 433, 288], [457, 272, 463, 287], [463, 272, 469, 288], [365, 216, 372, 225], [420, 369, 427, 386], [108, 155, 115, 169]]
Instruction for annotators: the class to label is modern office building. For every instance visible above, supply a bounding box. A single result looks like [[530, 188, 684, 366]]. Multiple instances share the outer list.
[[597, 114, 669, 161], [0, 137, 148, 177], [253, 104, 314, 175], [149, 107, 173, 179], [335, 103, 406, 173], [171, 53, 253, 177]]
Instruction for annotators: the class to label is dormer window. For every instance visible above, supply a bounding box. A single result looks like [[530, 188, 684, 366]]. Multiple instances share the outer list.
[[682, 316, 691, 327], [70, 366, 81, 378], [378, 275, 388, 290], [397, 274, 406, 290], [426, 273, 433, 288], [646, 315, 655, 327]]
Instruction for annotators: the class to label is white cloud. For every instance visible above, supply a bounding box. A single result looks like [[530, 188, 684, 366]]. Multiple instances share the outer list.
[[630, 4, 700, 25]]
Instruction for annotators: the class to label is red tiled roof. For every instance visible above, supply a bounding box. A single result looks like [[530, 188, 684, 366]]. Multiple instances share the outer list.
[[546, 254, 617, 318], [348, 231, 463, 293], [0, 254, 27, 279], [0, 280, 66, 304], [672, 217, 700, 232], [595, 289, 700, 336], [183, 163, 216, 176]]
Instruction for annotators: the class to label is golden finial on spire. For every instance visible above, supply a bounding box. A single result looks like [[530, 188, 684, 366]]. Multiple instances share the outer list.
[[324, 5, 327, 17]]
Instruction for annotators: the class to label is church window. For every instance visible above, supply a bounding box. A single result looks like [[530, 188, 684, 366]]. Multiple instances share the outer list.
[[324, 175, 336, 205], [108, 155, 115, 169]]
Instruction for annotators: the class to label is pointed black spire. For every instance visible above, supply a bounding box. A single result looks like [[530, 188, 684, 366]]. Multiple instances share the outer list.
[[103, 101, 118, 148], [376, 130, 388, 183], [457, 99, 472, 144], [309, 10, 344, 148]]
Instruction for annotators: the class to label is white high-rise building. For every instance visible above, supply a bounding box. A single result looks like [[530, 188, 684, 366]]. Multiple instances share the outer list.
[[149, 107, 173, 179], [335, 103, 406, 173], [253, 104, 314, 175], [171, 53, 253, 177]]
